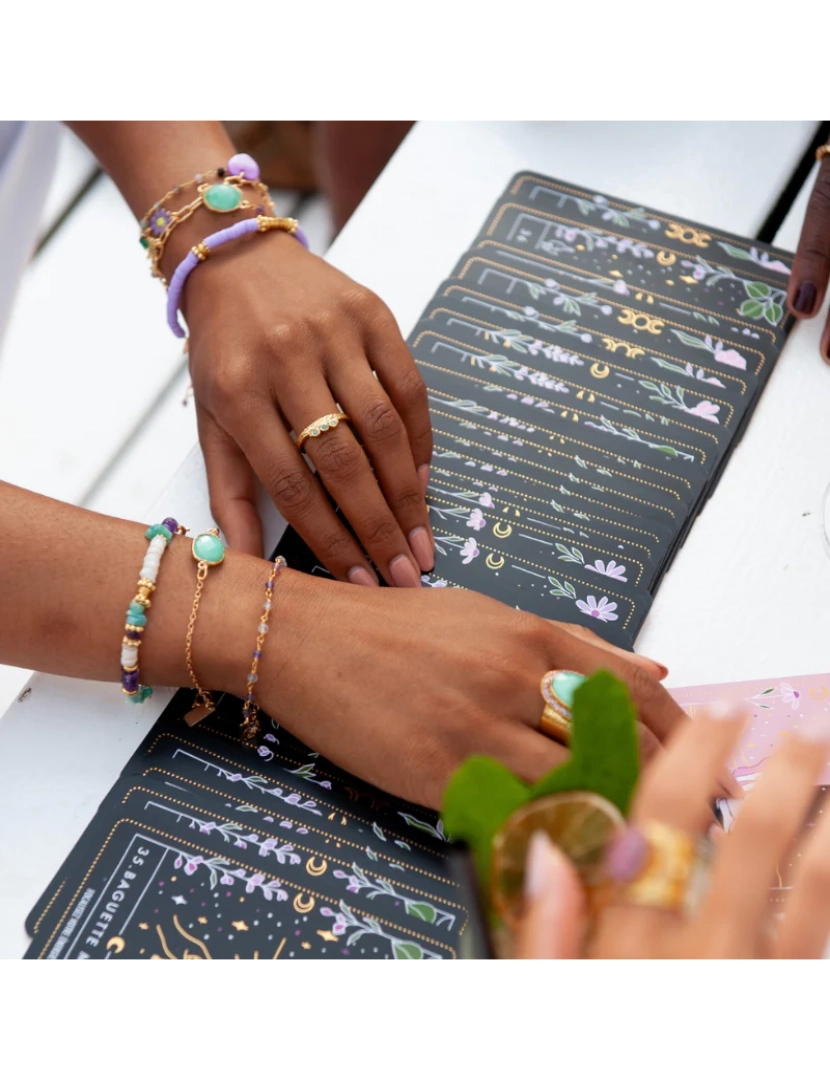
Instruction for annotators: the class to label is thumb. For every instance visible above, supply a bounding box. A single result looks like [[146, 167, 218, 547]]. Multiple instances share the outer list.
[[514, 831, 587, 959]]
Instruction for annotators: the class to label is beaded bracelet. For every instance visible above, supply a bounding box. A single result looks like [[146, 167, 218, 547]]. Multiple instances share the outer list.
[[167, 215, 310, 338], [184, 528, 226, 726], [241, 555, 287, 745], [140, 153, 274, 283], [122, 517, 184, 703]]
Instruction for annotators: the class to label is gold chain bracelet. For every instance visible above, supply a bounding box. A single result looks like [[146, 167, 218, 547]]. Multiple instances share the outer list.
[[184, 527, 226, 727]]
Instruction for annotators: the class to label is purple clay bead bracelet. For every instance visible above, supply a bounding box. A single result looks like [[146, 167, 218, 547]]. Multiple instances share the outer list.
[[167, 215, 310, 338]]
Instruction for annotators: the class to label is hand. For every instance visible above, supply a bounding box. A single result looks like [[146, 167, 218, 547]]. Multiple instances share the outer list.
[[788, 151, 830, 360], [183, 231, 434, 587], [517, 704, 830, 959], [256, 574, 684, 810]]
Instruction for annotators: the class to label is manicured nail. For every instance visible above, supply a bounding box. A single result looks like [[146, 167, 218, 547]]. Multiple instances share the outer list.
[[707, 700, 746, 722], [524, 831, 558, 901], [797, 714, 830, 744], [648, 658, 669, 680], [793, 281, 817, 315], [418, 464, 430, 495], [389, 554, 422, 588], [348, 566, 379, 587], [408, 526, 435, 572]]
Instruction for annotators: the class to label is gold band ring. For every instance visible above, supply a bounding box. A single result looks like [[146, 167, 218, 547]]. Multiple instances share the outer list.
[[538, 669, 586, 744], [605, 820, 711, 915], [295, 412, 350, 452], [816, 144, 830, 162]]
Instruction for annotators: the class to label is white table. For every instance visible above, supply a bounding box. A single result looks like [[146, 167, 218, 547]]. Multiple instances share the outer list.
[[1, 121, 826, 959]]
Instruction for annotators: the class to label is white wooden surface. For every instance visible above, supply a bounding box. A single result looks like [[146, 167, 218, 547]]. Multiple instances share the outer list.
[[0, 121, 820, 958]]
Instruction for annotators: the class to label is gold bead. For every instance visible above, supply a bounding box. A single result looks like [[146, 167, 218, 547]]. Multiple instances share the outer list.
[[125, 624, 145, 633], [137, 579, 156, 592]]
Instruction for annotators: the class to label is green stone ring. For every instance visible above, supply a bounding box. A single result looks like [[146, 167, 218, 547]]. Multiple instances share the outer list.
[[538, 669, 586, 743], [192, 529, 226, 566]]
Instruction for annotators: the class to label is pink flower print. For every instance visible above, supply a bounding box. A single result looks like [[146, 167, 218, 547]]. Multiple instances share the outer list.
[[584, 559, 628, 582], [684, 400, 720, 423], [779, 683, 801, 709], [257, 746, 274, 760], [320, 781, 332, 790], [332, 920, 347, 936], [479, 492, 494, 508], [263, 815, 274, 823], [575, 595, 619, 623], [296, 828, 309, 835], [761, 258, 790, 275], [234, 839, 248, 849], [523, 306, 539, 317], [461, 538, 479, 564], [184, 856, 204, 875], [264, 733, 277, 743], [174, 855, 184, 869], [521, 395, 535, 405], [712, 347, 747, 370], [691, 264, 707, 281], [320, 906, 335, 918], [612, 280, 629, 295], [467, 508, 486, 531], [259, 837, 278, 852], [285, 792, 301, 805], [481, 464, 494, 472], [220, 873, 235, 886], [579, 333, 592, 343], [199, 822, 216, 834]]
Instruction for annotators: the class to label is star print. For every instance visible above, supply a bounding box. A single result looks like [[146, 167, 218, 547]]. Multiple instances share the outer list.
[[172, 895, 187, 905], [138, 923, 149, 930], [317, 930, 338, 943], [197, 916, 208, 925], [231, 920, 249, 932], [301, 942, 311, 950]]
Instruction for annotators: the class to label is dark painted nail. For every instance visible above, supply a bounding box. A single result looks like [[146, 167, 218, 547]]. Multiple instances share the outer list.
[[793, 281, 817, 315]]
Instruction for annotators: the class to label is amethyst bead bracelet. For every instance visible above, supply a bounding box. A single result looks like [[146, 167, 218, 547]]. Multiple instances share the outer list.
[[240, 555, 287, 745], [167, 216, 310, 338]]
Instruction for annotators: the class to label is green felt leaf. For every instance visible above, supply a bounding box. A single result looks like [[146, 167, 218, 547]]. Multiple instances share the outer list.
[[441, 757, 530, 881], [745, 281, 771, 299], [529, 670, 640, 816]]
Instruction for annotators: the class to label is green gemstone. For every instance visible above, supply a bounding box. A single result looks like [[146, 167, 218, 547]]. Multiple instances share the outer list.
[[319, 421, 329, 431], [311, 427, 320, 437], [139, 236, 149, 249], [126, 609, 147, 627], [203, 183, 243, 213], [551, 670, 586, 708], [330, 417, 339, 427], [193, 532, 225, 566]]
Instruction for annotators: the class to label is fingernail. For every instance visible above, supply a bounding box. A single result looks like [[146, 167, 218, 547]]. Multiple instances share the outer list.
[[797, 714, 830, 744], [524, 830, 557, 901], [707, 700, 746, 722], [389, 554, 422, 588], [408, 526, 435, 572], [418, 464, 430, 495], [793, 281, 817, 315], [648, 658, 669, 680], [348, 566, 379, 587]]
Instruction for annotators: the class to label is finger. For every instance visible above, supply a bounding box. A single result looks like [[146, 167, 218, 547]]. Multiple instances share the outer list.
[[328, 361, 435, 572], [702, 712, 830, 950], [515, 832, 587, 959], [787, 158, 830, 324], [549, 621, 668, 680], [197, 407, 264, 557], [545, 623, 685, 746], [776, 789, 830, 958], [229, 401, 379, 586], [287, 391, 424, 588], [364, 311, 433, 477]]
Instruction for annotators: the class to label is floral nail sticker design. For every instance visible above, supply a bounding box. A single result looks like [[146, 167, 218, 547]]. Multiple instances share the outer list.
[[467, 508, 486, 531], [332, 864, 456, 928], [584, 559, 628, 582], [171, 851, 289, 900], [679, 258, 786, 325], [432, 534, 480, 563], [461, 538, 479, 563], [318, 902, 442, 959], [683, 400, 720, 422], [717, 242, 791, 276], [638, 380, 721, 424], [749, 683, 801, 710], [575, 595, 619, 622], [669, 329, 749, 371]]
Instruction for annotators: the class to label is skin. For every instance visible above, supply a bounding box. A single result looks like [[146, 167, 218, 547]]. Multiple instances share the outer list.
[[0, 481, 687, 810], [517, 704, 830, 959], [787, 153, 830, 359]]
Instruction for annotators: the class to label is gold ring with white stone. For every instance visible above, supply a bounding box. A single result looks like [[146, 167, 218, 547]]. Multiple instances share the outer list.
[[295, 412, 350, 452]]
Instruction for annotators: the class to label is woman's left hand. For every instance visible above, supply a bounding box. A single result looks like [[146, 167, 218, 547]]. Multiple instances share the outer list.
[[182, 230, 434, 588]]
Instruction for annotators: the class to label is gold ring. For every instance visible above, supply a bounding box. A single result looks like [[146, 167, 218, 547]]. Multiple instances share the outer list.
[[605, 820, 711, 915], [538, 669, 586, 744], [295, 412, 350, 452], [817, 144, 830, 162]]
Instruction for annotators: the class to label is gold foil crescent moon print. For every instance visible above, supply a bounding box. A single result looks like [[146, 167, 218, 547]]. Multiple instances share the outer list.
[[306, 857, 328, 877], [590, 362, 610, 379], [485, 554, 505, 570], [293, 893, 316, 914], [656, 251, 676, 266], [493, 522, 513, 539], [106, 936, 126, 954]]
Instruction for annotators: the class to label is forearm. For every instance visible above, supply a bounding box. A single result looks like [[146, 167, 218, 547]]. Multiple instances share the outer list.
[[0, 480, 290, 696]]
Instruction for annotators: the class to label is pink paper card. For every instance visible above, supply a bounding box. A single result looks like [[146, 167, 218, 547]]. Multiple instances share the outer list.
[[670, 672, 830, 787]]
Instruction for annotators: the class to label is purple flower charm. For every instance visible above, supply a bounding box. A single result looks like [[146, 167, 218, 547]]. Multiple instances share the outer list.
[[149, 208, 171, 237]]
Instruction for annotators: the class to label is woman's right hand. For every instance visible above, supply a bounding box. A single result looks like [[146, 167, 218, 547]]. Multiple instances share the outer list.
[[253, 572, 683, 810]]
